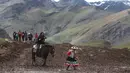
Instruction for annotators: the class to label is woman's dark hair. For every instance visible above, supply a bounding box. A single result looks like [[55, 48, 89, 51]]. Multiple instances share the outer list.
[[40, 32, 44, 35]]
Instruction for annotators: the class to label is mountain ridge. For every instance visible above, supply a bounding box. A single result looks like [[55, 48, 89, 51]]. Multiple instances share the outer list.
[[0, 0, 130, 46], [47, 9, 130, 46]]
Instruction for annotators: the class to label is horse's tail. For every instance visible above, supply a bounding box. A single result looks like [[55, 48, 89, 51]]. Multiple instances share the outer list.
[[45, 44, 55, 57]]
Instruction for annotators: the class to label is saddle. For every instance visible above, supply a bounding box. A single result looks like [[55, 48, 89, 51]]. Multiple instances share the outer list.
[[33, 44, 45, 57]]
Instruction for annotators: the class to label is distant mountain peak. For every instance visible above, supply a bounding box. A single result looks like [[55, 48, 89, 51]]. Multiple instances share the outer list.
[[71, 0, 88, 6], [89, 1, 130, 12], [57, 0, 89, 8], [24, 0, 56, 8]]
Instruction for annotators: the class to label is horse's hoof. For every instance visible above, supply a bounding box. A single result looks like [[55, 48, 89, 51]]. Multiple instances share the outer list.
[[42, 64, 45, 66], [32, 62, 36, 66], [42, 64, 48, 67], [32, 64, 34, 66], [42, 65, 45, 66]]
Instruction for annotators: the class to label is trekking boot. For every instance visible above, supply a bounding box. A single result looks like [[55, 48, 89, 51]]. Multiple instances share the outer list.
[[66, 66, 70, 70], [74, 67, 76, 70]]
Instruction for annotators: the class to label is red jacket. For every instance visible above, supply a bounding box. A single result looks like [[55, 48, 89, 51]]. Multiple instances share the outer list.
[[67, 50, 78, 59], [35, 33, 38, 39], [67, 51, 71, 56], [18, 32, 22, 37], [67, 50, 74, 58]]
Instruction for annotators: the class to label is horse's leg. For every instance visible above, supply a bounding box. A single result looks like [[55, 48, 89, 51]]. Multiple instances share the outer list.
[[32, 48, 36, 65], [42, 58, 47, 66], [32, 53, 36, 65], [42, 55, 48, 66]]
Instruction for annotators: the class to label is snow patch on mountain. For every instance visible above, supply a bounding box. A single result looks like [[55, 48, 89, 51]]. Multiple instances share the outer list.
[[92, 2, 105, 6], [104, 5, 110, 10], [89, 1, 130, 12], [123, 2, 130, 6], [89, 1, 130, 7]]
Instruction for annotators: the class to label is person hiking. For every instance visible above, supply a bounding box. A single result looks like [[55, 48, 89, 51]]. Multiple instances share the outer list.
[[30, 33, 33, 41], [13, 31, 16, 40], [22, 32, 25, 42], [65, 46, 79, 70], [18, 30, 22, 42], [24, 31, 28, 41], [34, 33, 38, 42], [15, 33, 18, 41], [28, 33, 33, 41]]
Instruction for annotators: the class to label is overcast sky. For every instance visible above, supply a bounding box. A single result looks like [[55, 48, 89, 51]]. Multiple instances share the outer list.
[[54, 0, 102, 2], [54, 0, 129, 2]]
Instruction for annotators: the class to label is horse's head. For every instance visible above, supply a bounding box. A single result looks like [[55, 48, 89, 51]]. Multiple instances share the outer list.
[[49, 46, 55, 57]]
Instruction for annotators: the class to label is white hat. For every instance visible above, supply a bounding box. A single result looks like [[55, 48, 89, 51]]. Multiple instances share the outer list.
[[71, 46, 78, 50]]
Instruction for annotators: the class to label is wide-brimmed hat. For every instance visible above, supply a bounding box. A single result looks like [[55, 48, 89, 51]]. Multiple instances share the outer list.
[[71, 46, 78, 50]]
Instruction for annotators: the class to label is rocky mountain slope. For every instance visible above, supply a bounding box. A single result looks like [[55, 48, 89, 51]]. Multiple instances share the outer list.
[[0, 42, 130, 72], [47, 9, 130, 46], [0, 28, 10, 39], [1, 0, 130, 46], [0, 0, 111, 37]]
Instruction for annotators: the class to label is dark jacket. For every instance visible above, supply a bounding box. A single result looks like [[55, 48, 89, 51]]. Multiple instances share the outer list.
[[13, 32, 16, 37], [36, 33, 46, 44]]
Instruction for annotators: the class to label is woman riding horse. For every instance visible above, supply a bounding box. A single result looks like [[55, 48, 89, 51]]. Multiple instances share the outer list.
[[35, 32, 46, 49]]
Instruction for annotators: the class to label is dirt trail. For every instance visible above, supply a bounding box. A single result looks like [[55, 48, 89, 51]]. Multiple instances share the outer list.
[[0, 42, 130, 73]]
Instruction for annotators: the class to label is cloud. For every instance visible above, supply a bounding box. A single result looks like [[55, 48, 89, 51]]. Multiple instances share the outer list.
[[54, 0, 59, 2]]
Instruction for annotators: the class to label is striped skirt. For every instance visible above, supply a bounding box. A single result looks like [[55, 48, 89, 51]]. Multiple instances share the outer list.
[[64, 57, 79, 66]]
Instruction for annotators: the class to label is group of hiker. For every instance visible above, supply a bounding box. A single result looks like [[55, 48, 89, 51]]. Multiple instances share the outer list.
[[13, 31, 46, 43], [13, 30, 38, 42]]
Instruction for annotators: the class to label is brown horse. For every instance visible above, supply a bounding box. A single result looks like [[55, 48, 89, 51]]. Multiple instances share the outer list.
[[32, 44, 55, 66]]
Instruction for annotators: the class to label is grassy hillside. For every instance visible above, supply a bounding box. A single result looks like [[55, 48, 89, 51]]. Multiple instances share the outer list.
[[46, 9, 130, 46], [113, 43, 130, 49], [0, 6, 111, 39], [81, 40, 111, 48], [72, 9, 130, 45], [0, 38, 6, 45], [1, 1, 129, 46]]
